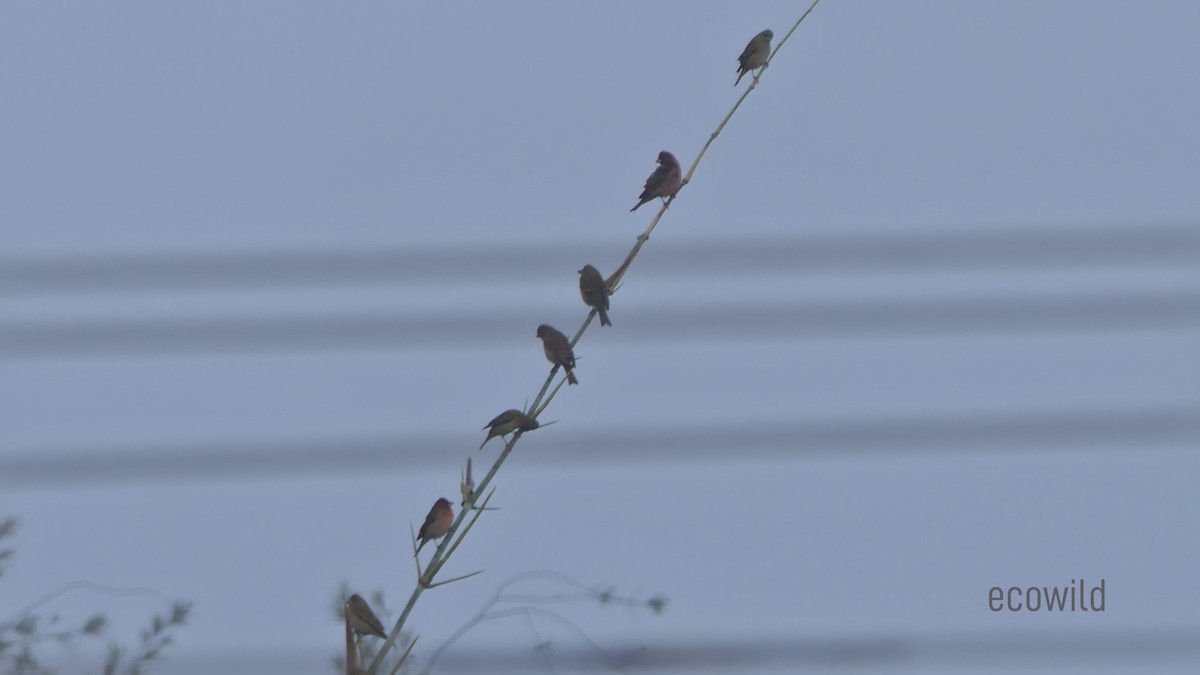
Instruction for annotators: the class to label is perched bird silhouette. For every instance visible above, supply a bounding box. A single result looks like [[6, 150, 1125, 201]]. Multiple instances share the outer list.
[[735, 29, 773, 86], [578, 264, 612, 327], [536, 324, 578, 385], [345, 594, 387, 641], [415, 498, 454, 556], [630, 151, 682, 211], [480, 409, 539, 450]]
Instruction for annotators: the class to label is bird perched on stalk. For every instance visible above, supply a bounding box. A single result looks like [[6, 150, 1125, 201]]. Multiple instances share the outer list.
[[415, 498, 453, 556], [480, 409, 539, 449], [345, 594, 387, 641], [578, 264, 612, 327], [536, 324, 578, 385], [735, 29, 773, 86], [630, 151, 682, 211]]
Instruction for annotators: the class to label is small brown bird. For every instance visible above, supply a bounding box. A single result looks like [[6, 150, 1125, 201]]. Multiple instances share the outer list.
[[578, 264, 612, 327], [630, 151, 682, 212], [345, 594, 387, 641], [735, 29, 773, 86], [480, 409, 539, 449], [536, 324, 578, 385], [415, 498, 454, 556]]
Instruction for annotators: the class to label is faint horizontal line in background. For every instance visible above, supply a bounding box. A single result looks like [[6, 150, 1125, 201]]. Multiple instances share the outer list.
[[2, 292, 1197, 359], [456, 631, 1200, 671], [139, 629, 1200, 674], [5, 408, 1196, 489], [1, 223, 1196, 294]]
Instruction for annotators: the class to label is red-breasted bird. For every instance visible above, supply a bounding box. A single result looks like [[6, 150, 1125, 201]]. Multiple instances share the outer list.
[[536, 324, 578, 385], [578, 264, 612, 327], [345, 594, 387, 641], [480, 409, 539, 450], [630, 151, 682, 212], [415, 498, 454, 556], [735, 29, 773, 86]]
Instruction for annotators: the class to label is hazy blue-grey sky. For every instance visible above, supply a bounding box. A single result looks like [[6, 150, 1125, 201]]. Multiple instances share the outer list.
[[3, 2, 1198, 673]]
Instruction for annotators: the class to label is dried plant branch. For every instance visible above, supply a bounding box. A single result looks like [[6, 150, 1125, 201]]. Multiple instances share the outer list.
[[609, 0, 822, 292], [344, 604, 357, 675], [431, 489, 495, 576], [419, 571, 666, 675], [387, 635, 419, 675], [366, 3, 820, 670], [424, 569, 484, 590]]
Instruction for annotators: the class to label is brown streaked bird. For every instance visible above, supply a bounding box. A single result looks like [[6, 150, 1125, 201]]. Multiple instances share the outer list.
[[578, 264, 612, 327], [345, 594, 387, 641], [415, 498, 454, 557], [735, 29, 773, 86], [630, 151, 682, 212], [480, 409, 539, 450], [536, 324, 578, 385]]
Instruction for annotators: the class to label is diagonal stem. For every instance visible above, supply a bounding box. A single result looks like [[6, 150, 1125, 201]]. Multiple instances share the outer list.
[[366, 2, 822, 670]]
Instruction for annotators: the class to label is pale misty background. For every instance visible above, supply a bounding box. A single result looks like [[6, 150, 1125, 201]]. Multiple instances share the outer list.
[[2, 1, 1199, 674]]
